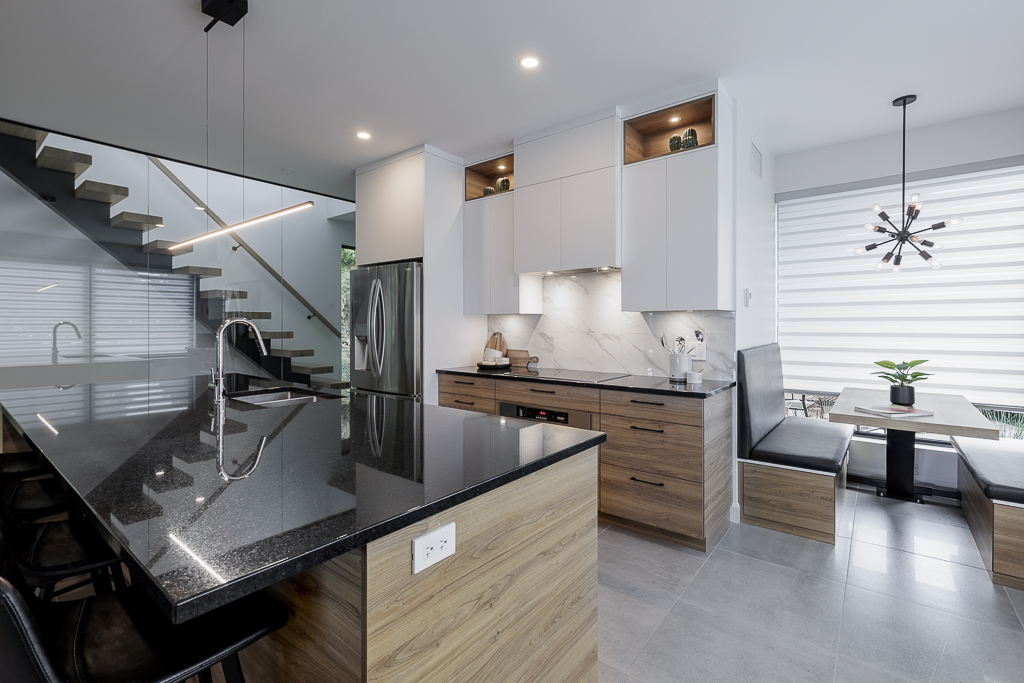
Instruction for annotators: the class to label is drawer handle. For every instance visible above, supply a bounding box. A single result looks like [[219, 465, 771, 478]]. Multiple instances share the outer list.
[[454, 400, 475, 405], [630, 477, 665, 487], [529, 389, 556, 394], [630, 399, 665, 406], [630, 425, 665, 434], [453, 380, 475, 385]]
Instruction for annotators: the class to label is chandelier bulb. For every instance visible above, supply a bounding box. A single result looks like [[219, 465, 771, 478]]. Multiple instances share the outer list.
[[855, 247, 867, 255], [872, 203, 883, 214], [910, 193, 921, 205], [864, 223, 877, 232], [874, 259, 888, 272], [948, 217, 962, 225], [929, 258, 942, 270]]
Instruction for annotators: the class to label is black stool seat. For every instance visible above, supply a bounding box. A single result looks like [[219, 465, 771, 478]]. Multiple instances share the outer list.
[[1, 574, 289, 683], [14, 519, 119, 579], [952, 436, 1024, 504], [0, 450, 48, 480], [749, 416, 854, 473], [1, 477, 69, 521]]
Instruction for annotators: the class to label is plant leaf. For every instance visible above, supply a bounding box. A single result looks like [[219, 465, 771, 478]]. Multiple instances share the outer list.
[[897, 362, 910, 371], [906, 360, 928, 368], [874, 361, 898, 370]]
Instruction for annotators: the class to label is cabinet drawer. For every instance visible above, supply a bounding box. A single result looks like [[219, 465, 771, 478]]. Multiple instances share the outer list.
[[438, 393, 496, 415], [495, 379, 600, 414], [600, 389, 702, 426], [600, 414, 703, 483], [599, 463, 703, 538], [438, 375, 496, 400]]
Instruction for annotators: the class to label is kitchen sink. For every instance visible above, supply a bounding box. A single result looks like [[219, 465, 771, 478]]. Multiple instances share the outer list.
[[227, 387, 339, 408]]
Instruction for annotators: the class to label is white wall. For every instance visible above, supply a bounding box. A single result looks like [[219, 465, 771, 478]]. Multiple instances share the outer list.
[[776, 105, 1024, 195]]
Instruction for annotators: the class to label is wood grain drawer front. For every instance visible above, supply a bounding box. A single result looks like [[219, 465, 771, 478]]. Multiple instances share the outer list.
[[438, 375, 496, 400], [495, 379, 600, 413], [742, 463, 835, 535], [599, 463, 703, 538], [600, 390, 702, 426], [438, 393, 496, 415], [994, 504, 1024, 582], [600, 414, 703, 484]]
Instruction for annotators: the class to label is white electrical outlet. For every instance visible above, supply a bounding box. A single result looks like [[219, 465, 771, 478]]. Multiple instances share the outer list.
[[412, 522, 456, 574], [691, 341, 708, 361]]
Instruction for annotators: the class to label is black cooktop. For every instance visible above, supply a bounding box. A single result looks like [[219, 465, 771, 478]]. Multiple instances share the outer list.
[[508, 368, 630, 384]]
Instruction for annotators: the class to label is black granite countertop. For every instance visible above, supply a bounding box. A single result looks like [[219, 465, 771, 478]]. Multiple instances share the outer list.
[[0, 376, 604, 624], [438, 367, 735, 399]]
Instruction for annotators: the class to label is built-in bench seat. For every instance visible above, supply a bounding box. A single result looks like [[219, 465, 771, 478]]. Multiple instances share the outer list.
[[952, 435, 1024, 590], [737, 343, 854, 544]]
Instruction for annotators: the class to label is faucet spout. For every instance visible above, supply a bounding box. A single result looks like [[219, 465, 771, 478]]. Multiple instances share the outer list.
[[52, 321, 83, 363], [213, 318, 268, 404]]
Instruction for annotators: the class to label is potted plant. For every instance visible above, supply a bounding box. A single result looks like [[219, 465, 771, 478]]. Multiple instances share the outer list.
[[872, 360, 930, 406]]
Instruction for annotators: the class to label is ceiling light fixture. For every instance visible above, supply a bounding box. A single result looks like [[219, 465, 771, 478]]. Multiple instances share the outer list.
[[169, 201, 314, 250], [498, 165, 506, 170], [545, 271, 554, 275], [519, 56, 540, 69], [36, 283, 59, 292], [356, 131, 371, 140], [669, 116, 681, 123], [856, 95, 962, 273]]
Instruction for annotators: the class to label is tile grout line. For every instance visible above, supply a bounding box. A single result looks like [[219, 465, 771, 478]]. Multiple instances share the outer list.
[[1005, 585, 1024, 631], [831, 503, 858, 683]]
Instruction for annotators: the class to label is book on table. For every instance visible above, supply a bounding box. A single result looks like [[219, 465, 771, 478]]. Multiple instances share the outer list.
[[854, 405, 935, 418]]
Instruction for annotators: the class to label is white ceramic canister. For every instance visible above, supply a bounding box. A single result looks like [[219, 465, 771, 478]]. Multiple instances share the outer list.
[[669, 353, 692, 382]]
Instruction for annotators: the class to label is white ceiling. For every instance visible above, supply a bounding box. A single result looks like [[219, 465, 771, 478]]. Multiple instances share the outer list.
[[2, 0, 1022, 199]]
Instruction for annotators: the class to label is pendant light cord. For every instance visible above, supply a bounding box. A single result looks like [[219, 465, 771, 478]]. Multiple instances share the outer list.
[[901, 102, 907, 231]]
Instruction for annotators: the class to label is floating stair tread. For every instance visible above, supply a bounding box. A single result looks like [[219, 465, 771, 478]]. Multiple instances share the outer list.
[[0, 122, 48, 149], [270, 348, 315, 358], [200, 289, 248, 300], [173, 266, 222, 278], [249, 330, 293, 339], [75, 180, 129, 206], [291, 362, 334, 375], [144, 240, 192, 255], [226, 311, 272, 320], [247, 377, 296, 390], [310, 377, 349, 390], [111, 211, 164, 231], [36, 146, 92, 178]]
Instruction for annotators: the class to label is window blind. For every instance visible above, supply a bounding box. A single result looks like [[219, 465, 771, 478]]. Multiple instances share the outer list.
[[777, 164, 1024, 407]]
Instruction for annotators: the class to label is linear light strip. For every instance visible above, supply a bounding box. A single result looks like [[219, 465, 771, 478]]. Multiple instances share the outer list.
[[169, 533, 226, 584], [169, 201, 314, 250], [36, 283, 59, 292], [37, 414, 58, 435]]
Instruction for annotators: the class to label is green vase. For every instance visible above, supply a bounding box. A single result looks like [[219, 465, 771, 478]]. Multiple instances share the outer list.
[[496, 177, 511, 192], [669, 134, 682, 152], [483, 187, 496, 196], [681, 128, 698, 149]]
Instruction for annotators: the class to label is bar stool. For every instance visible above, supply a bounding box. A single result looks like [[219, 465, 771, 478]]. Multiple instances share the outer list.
[[0, 449, 49, 481], [0, 477, 70, 524], [0, 559, 289, 683]]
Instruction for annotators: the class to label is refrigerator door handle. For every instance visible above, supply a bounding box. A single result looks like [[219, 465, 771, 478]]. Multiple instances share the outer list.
[[375, 278, 386, 378], [367, 278, 380, 378]]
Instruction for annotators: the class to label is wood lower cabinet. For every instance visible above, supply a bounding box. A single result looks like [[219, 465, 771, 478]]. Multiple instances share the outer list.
[[437, 375, 497, 415], [599, 387, 733, 551]]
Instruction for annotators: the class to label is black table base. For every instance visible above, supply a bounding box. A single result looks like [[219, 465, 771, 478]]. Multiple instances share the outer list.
[[882, 429, 922, 502]]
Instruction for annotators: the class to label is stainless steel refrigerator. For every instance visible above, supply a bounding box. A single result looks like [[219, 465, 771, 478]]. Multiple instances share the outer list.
[[350, 261, 422, 399]]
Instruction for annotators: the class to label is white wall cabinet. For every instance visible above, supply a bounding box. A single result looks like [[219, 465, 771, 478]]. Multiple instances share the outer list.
[[355, 151, 426, 266], [513, 113, 621, 274], [464, 193, 542, 315], [621, 94, 735, 311]]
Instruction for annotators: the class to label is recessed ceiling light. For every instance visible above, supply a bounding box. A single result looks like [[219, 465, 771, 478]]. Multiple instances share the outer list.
[[570, 275, 577, 279], [669, 116, 681, 123], [498, 165, 506, 170], [155, 223, 164, 227], [356, 131, 371, 140], [600, 267, 610, 271], [545, 271, 554, 275], [519, 56, 540, 69]]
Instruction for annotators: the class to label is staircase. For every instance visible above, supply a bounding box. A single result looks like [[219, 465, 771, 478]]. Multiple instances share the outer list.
[[0, 123, 337, 387]]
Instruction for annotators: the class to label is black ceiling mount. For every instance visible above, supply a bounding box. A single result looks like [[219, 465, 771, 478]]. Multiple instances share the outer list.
[[202, 0, 248, 33], [892, 94, 918, 107]]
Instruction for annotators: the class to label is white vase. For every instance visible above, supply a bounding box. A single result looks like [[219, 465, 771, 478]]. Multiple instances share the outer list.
[[669, 353, 692, 381]]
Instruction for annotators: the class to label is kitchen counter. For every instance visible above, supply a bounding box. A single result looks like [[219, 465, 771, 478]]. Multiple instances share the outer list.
[[438, 365, 735, 398], [0, 375, 605, 625]]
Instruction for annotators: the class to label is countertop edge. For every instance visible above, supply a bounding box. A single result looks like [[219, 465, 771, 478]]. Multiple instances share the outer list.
[[437, 367, 736, 399]]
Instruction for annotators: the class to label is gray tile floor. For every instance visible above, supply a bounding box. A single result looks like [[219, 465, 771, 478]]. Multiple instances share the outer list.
[[598, 485, 1024, 683]]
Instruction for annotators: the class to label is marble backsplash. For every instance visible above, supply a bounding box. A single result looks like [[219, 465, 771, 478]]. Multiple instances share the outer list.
[[487, 271, 736, 381]]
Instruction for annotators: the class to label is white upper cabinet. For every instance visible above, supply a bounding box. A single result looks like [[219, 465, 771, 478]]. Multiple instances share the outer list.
[[620, 89, 735, 311], [464, 192, 542, 315], [512, 112, 622, 274], [355, 151, 426, 266]]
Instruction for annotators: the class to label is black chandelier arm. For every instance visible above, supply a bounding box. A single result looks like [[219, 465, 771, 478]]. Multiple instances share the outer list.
[[865, 237, 899, 251], [909, 224, 938, 236], [883, 216, 901, 232], [905, 239, 926, 254]]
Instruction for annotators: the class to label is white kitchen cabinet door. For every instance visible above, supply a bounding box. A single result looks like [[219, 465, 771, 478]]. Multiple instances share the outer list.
[[621, 159, 668, 312], [355, 153, 425, 266], [666, 147, 720, 311], [514, 117, 618, 188], [561, 166, 619, 271], [513, 179, 561, 274], [488, 193, 522, 314], [463, 198, 490, 314]]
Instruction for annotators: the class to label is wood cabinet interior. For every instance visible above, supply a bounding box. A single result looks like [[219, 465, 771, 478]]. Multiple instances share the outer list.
[[623, 95, 715, 165], [465, 154, 515, 201]]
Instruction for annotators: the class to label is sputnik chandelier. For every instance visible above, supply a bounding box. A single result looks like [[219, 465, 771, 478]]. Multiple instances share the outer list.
[[856, 95, 962, 273]]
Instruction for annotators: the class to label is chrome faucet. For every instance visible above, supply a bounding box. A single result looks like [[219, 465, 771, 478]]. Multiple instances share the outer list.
[[213, 318, 268, 404], [51, 321, 82, 364]]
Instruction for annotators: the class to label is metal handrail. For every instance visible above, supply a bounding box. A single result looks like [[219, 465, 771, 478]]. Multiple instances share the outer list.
[[148, 156, 342, 339]]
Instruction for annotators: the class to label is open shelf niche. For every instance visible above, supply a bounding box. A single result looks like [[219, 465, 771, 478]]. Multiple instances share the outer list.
[[623, 94, 715, 165], [465, 154, 514, 202]]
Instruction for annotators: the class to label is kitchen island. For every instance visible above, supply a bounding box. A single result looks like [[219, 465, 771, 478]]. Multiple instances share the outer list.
[[0, 375, 605, 683]]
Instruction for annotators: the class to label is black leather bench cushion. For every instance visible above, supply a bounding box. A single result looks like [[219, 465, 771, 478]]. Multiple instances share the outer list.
[[749, 416, 854, 474], [952, 436, 1024, 505], [0, 451, 47, 479]]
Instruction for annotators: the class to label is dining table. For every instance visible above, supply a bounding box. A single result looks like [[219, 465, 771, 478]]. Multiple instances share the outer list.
[[829, 388, 999, 502]]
